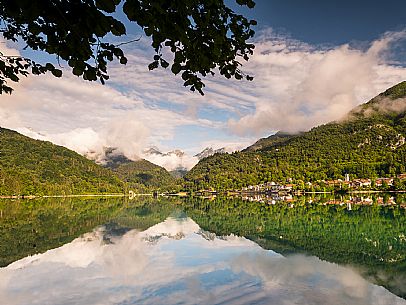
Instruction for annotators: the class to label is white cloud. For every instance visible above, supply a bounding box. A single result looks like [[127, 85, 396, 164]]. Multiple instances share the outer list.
[[142, 152, 198, 171], [0, 42, 217, 166], [230, 253, 405, 305], [228, 30, 406, 135], [1, 30, 406, 169], [140, 138, 257, 171]]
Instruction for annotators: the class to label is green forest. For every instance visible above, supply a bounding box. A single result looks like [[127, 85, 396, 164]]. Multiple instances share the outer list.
[[0, 128, 179, 196], [0, 128, 125, 195], [111, 159, 181, 193], [1, 82, 406, 195], [184, 82, 406, 190]]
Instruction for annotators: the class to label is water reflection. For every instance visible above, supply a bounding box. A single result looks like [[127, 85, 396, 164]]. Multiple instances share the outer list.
[[0, 214, 405, 305], [239, 193, 404, 207]]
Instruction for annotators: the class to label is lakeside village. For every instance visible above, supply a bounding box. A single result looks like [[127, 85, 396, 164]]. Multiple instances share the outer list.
[[195, 173, 406, 209], [196, 173, 406, 196]]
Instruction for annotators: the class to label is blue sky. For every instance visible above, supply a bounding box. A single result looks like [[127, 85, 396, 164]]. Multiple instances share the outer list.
[[232, 0, 406, 44], [1, 0, 406, 170]]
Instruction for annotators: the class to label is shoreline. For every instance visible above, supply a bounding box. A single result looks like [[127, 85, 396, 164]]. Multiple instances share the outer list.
[[0, 193, 127, 199], [0, 189, 405, 200]]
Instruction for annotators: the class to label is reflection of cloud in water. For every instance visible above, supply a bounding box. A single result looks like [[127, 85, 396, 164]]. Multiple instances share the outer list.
[[0, 217, 404, 305], [231, 253, 404, 305]]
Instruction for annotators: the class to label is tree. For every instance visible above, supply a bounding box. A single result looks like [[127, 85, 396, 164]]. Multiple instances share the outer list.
[[0, 0, 256, 95]]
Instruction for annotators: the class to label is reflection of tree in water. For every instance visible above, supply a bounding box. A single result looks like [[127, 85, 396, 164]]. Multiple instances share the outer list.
[[0, 196, 177, 267], [1, 195, 405, 299], [182, 196, 406, 299], [240, 193, 405, 206]]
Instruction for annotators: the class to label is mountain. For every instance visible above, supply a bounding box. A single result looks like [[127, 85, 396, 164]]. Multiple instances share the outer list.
[[142, 146, 198, 174], [0, 130, 181, 195], [185, 82, 406, 190], [85, 147, 181, 192], [91, 147, 133, 168], [143, 147, 163, 156], [0, 128, 124, 196], [170, 166, 189, 178], [244, 131, 302, 152], [194, 147, 226, 160], [106, 157, 181, 193], [143, 147, 185, 158]]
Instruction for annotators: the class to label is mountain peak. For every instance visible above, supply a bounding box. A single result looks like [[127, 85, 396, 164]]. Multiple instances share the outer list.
[[143, 147, 163, 156], [143, 147, 185, 158], [194, 147, 226, 160]]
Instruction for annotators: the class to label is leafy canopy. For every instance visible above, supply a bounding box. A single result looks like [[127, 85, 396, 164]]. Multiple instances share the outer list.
[[0, 0, 256, 94]]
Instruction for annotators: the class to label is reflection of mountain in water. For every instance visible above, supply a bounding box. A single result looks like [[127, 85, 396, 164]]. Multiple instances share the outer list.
[[141, 216, 198, 243], [0, 197, 177, 267], [1, 196, 406, 303], [182, 196, 406, 299], [1, 215, 404, 305]]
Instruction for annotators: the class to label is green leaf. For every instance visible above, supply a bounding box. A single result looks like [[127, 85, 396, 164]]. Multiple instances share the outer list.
[[84, 69, 97, 81], [160, 59, 169, 69], [111, 20, 126, 36], [51, 69, 62, 77], [119, 57, 128, 65], [171, 63, 182, 74], [148, 61, 159, 70], [45, 63, 55, 71], [72, 66, 84, 76], [171, 63, 181, 74]]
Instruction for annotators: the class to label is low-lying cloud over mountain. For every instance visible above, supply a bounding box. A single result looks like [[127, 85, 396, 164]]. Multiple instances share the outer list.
[[2, 29, 406, 166], [228, 30, 406, 135]]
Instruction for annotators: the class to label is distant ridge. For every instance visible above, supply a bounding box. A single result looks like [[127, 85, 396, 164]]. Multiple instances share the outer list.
[[89, 147, 181, 193], [109, 158, 180, 193], [244, 131, 303, 152]]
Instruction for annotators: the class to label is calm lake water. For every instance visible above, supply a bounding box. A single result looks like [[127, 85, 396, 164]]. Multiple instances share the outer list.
[[0, 195, 405, 305]]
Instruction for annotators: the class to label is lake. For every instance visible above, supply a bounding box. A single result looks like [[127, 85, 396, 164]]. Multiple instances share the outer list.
[[0, 195, 405, 305]]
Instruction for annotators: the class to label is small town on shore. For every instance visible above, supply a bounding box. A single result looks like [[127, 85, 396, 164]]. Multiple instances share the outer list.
[[240, 173, 406, 193], [195, 173, 406, 195]]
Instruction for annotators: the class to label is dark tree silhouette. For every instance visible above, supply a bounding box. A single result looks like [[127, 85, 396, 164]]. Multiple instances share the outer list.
[[0, 0, 256, 94]]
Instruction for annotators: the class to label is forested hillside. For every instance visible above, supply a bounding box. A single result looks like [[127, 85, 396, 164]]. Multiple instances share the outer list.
[[108, 159, 181, 193], [185, 82, 406, 190], [0, 128, 182, 195], [0, 128, 124, 195]]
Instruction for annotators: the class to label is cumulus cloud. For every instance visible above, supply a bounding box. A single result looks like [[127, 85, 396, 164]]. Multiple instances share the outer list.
[[141, 151, 198, 171], [228, 30, 406, 135], [48, 118, 150, 160], [13, 119, 149, 161]]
